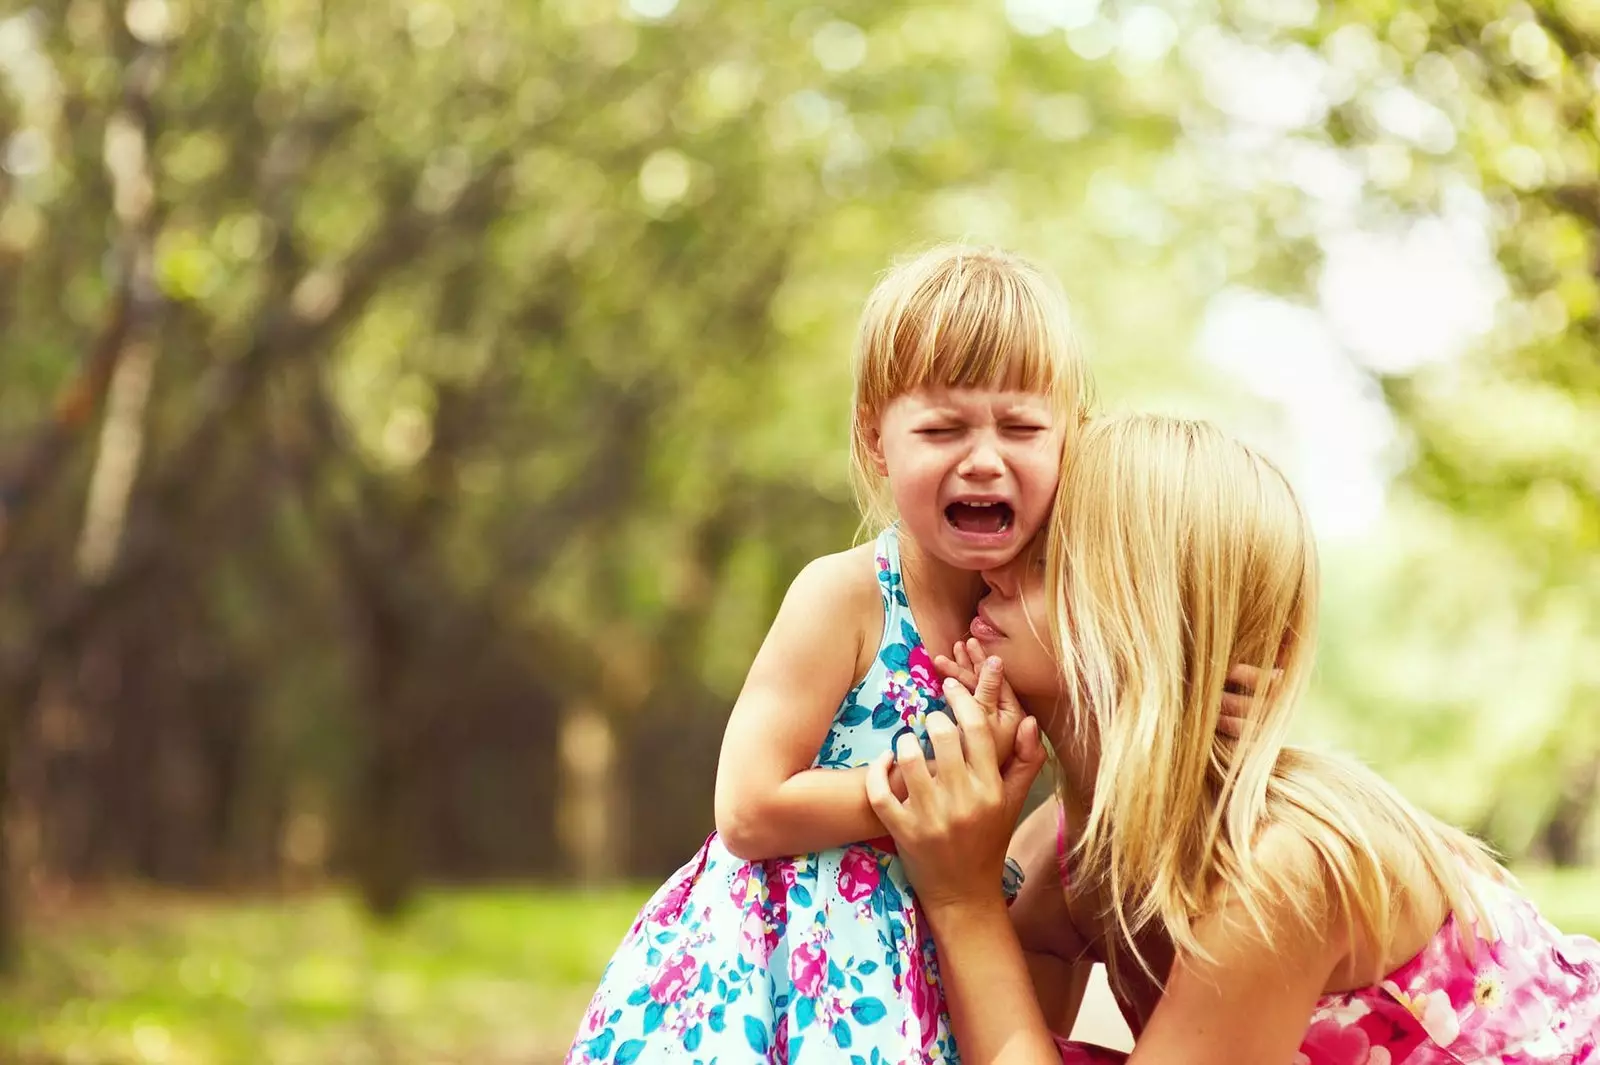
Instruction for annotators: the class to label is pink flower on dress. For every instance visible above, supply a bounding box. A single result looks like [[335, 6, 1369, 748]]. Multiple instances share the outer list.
[[907, 644, 938, 692], [837, 847, 880, 903], [790, 941, 829, 999], [773, 1012, 791, 1064], [895, 918, 943, 1050], [650, 874, 695, 926], [649, 952, 698, 1004], [1383, 984, 1461, 1046], [738, 908, 775, 966], [1299, 1017, 1387, 1064]]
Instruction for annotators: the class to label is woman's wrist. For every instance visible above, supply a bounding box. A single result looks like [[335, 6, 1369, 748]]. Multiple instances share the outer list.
[[919, 886, 1013, 927]]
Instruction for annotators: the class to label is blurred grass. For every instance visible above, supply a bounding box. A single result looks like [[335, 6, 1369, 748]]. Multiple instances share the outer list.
[[0, 886, 650, 1065], [0, 871, 1594, 1065]]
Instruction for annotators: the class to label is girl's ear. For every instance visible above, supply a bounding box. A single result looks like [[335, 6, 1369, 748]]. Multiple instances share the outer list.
[[861, 414, 889, 477]]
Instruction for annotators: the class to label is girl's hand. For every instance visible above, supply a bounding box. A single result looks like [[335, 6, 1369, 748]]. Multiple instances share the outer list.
[[867, 675, 1048, 915], [933, 639, 1026, 765]]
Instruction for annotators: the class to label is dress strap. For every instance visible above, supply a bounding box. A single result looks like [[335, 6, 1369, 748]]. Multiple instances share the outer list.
[[873, 525, 909, 620]]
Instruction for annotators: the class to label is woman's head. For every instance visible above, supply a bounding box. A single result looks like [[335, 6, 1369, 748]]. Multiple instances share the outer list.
[[849, 244, 1090, 570], [980, 413, 1496, 978], [976, 414, 1317, 730]]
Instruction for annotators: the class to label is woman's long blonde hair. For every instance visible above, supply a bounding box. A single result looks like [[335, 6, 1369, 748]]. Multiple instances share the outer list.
[[1049, 414, 1500, 982], [848, 244, 1091, 530]]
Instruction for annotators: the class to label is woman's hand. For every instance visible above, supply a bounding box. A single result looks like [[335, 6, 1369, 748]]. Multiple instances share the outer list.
[[932, 639, 1026, 765], [866, 673, 1048, 914]]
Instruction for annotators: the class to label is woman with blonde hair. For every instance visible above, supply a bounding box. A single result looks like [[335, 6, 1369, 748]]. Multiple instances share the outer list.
[[867, 413, 1600, 1063]]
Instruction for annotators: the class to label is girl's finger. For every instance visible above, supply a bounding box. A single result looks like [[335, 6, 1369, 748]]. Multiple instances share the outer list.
[[972, 656, 1003, 714], [932, 654, 978, 689], [965, 637, 988, 666]]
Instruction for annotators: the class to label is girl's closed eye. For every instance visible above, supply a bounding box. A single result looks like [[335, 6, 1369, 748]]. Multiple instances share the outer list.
[[915, 425, 963, 438], [1002, 422, 1048, 437]]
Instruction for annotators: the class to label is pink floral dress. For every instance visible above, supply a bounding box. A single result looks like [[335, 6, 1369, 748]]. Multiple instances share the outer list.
[[1051, 808, 1600, 1063], [567, 526, 960, 1064]]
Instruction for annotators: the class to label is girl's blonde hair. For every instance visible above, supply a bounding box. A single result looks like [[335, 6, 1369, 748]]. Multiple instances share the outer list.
[[1047, 414, 1500, 984], [848, 244, 1091, 529]]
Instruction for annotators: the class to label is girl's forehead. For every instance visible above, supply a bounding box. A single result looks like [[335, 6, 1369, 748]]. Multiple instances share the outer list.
[[895, 386, 1055, 413]]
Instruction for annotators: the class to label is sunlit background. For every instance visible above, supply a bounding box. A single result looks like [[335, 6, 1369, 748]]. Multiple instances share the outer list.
[[1, 0, 1596, 1061]]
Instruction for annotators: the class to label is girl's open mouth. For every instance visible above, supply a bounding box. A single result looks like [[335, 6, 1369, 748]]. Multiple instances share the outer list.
[[944, 500, 1013, 535]]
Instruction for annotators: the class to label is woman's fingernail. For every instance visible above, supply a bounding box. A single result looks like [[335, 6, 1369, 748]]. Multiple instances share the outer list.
[[986, 656, 1002, 670]]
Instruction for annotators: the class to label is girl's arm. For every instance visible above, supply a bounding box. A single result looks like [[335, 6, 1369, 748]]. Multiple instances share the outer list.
[[711, 549, 892, 860]]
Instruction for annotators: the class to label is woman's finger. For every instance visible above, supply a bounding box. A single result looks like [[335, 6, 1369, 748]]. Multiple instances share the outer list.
[[1001, 718, 1047, 810], [865, 752, 907, 825], [895, 729, 935, 799], [942, 676, 999, 774], [923, 709, 967, 772]]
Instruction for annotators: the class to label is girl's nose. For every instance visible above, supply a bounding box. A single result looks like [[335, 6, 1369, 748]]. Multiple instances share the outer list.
[[957, 439, 1005, 479]]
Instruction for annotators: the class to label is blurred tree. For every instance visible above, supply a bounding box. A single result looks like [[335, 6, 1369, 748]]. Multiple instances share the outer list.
[[1195, 0, 1600, 861], [0, 0, 1205, 963]]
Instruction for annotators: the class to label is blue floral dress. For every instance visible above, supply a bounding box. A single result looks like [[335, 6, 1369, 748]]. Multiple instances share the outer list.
[[566, 526, 959, 1064]]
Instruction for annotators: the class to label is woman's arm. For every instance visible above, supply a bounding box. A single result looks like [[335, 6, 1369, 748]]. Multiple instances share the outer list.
[[867, 680, 1069, 1064], [1126, 832, 1346, 1064], [1008, 801, 1093, 1035]]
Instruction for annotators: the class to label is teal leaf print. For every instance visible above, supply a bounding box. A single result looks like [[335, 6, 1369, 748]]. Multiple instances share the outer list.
[[683, 1023, 703, 1051], [606, 1008, 622, 1024], [697, 963, 713, 991], [852, 1056, 868, 1065], [587, 1030, 615, 1058], [858, 960, 879, 975], [828, 960, 846, 989], [837, 702, 870, 726], [626, 986, 650, 1007], [709, 1004, 727, 1032], [870, 702, 899, 729], [790, 883, 813, 907], [879, 643, 910, 672], [744, 1015, 769, 1054], [850, 975, 864, 993], [645, 946, 662, 966], [643, 1000, 665, 1034], [900, 619, 919, 647], [852, 997, 888, 1024], [796, 995, 816, 1029], [832, 1017, 854, 1047], [791, 1034, 805, 1059], [614, 1038, 646, 1065]]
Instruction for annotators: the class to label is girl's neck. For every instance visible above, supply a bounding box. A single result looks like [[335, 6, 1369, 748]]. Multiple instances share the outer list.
[[896, 532, 987, 647]]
